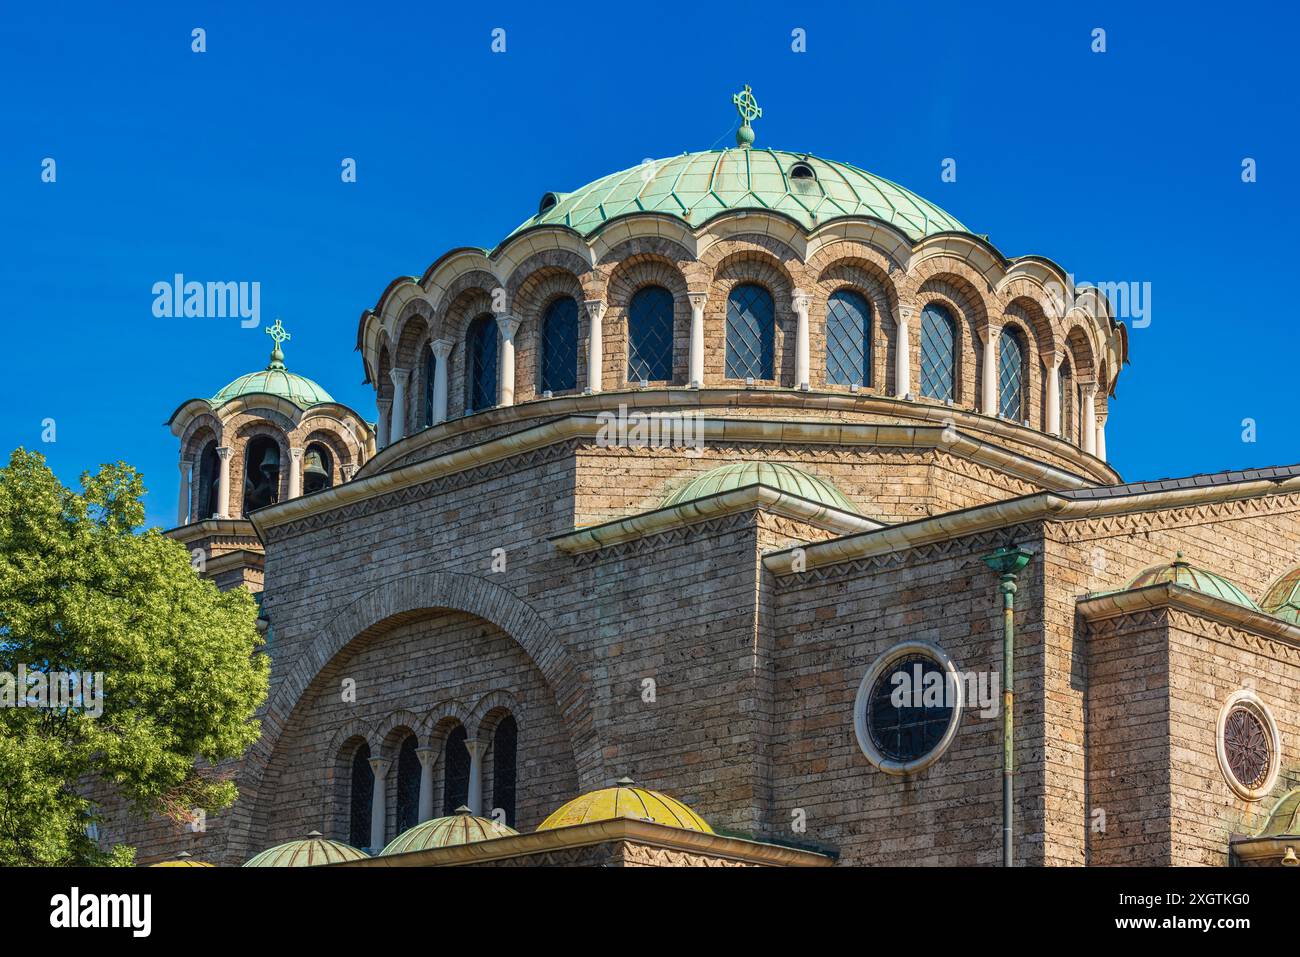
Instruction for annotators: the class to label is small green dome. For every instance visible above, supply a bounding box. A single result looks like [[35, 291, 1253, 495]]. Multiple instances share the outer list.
[[379, 807, 517, 856], [662, 462, 858, 513], [510, 149, 968, 243], [1127, 554, 1259, 609], [212, 368, 333, 410], [1262, 567, 1300, 624], [242, 831, 368, 867]]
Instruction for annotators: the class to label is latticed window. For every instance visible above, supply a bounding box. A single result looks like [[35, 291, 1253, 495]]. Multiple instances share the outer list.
[[466, 315, 498, 413], [395, 735, 421, 837], [442, 725, 470, 815], [540, 297, 578, 393], [1224, 707, 1272, 790], [726, 283, 775, 379], [825, 289, 871, 387], [423, 350, 436, 427], [866, 654, 953, 763], [627, 286, 673, 382], [348, 742, 373, 849], [492, 715, 518, 827], [997, 327, 1026, 420], [919, 304, 956, 401]]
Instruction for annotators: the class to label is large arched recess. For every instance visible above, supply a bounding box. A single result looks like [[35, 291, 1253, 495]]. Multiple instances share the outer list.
[[224, 571, 601, 862]]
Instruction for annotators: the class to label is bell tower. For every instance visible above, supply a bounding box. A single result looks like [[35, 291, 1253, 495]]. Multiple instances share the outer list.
[[164, 321, 376, 592]]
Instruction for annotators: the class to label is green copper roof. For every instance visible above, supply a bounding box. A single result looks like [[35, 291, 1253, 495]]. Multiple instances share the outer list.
[[1258, 789, 1300, 836], [662, 462, 858, 513], [509, 148, 969, 242], [379, 807, 517, 856], [211, 320, 335, 410], [1262, 567, 1300, 624], [242, 831, 369, 867], [1126, 554, 1259, 610]]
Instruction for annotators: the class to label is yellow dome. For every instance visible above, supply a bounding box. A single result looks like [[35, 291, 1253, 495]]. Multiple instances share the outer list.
[[379, 806, 518, 856], [148, 852, 214, 867], [537, 778, 713, 833]]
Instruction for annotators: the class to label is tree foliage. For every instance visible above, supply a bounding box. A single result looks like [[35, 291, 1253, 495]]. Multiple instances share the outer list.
[[0, 448, 269, 865]]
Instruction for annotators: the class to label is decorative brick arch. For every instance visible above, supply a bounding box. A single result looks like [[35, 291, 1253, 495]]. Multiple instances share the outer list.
[[225, 571, 600, 861]]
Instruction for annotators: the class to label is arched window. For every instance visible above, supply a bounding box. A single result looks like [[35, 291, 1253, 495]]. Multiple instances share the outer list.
[[491, 716, 518, 827], [442, 725, 470, 815], [302, 442, 332, 495], [540, 297, 579, 393], [726, 284, 775, 380], [919, 304, 957, 401], [825, 289, 872, 387], [349, 742, 373, 849], [997, 327, 1026, 421], [466, 315, 498, 413], [423, 348, 436, 427], [242, 435, 281, 515], [627, 286, 673, 382], [1059, 357, 1073, 439], [198, 441, 219, 519], [395, 734, 420, 837]]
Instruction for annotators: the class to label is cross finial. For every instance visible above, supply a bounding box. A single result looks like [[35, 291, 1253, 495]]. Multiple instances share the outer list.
[[732, 84, 762, 148], [265, 319, 290, 369]]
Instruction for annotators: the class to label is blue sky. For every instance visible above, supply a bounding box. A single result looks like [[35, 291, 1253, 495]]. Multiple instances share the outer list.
[[3, 2, 1297, 527]]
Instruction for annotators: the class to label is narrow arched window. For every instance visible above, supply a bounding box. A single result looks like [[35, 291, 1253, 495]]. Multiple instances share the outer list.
[[423, 348, 436, 427], [466, 315, 498, 413], [627, 286, 673, 382], [395, 735, 421, 837], [919, 304, 957, 401], [349, 742, 373, 849], [242, 435, 281, 515], [997, 327, 1026, 420], [442, 725, 470, 815], [1059, 357, 1073, 439], [198, 441, 220, 519], [726, 284, 775, 380], [491, 716, 518, 827], [540, 297, 578, 393], [825, 289, 871, 387]]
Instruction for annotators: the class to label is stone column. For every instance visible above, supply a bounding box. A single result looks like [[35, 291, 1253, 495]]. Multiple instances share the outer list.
[[981, 327, 999, 415], [1081, 383, 1097, 456], [415, 747, 437, 823], [895, 305, 914, 398], [430, 339, 452, 424], [1096, 411, 1108, 461], [584, 300, 605, 393], [287, 447, 303, 499], [177, 459, 193, 527], [368, 757, 391, 852], [376, 399, 392, 448], [1046, 358, 1062, 436], [215, 447, 232, 518], [496, 316, 521, 407], [464, 739, 488, 816], [389, 369, 409, 442], [792, 291, 812, 390], [687, 292, 707, 388]]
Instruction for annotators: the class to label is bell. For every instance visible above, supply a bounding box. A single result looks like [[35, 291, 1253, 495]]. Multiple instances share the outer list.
[[259, 444, 280, 477], [1283, 846, 1299, 867], [303, 448, 328, 481]]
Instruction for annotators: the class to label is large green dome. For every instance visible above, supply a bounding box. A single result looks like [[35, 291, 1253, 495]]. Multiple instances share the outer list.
[[211, 367, 334, 410], [662, 461, 858, 513], [510, 148, 969, 242]]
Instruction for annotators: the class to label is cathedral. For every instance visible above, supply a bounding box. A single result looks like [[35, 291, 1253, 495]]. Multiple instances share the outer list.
[[107, 89, 1300, 867]]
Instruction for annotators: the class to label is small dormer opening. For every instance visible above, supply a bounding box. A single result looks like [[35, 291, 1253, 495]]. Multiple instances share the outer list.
[[790, 161, 816, 181], [538, 192, 561, 215]]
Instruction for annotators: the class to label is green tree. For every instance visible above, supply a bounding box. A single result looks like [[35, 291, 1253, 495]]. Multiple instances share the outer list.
[[0, 448, 269, 865]]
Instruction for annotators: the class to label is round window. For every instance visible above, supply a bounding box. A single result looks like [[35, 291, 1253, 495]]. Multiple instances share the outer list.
[[854, 641, 963, 775], [1216, 691, 1280, 800]]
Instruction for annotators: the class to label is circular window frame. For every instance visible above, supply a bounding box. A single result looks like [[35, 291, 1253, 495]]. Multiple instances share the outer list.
[[1216, 690, 1280, 801], [853, 640, 964, 775]]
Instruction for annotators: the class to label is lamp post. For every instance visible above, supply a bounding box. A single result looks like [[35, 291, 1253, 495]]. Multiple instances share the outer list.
[[982, 544, 1033, 867]]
